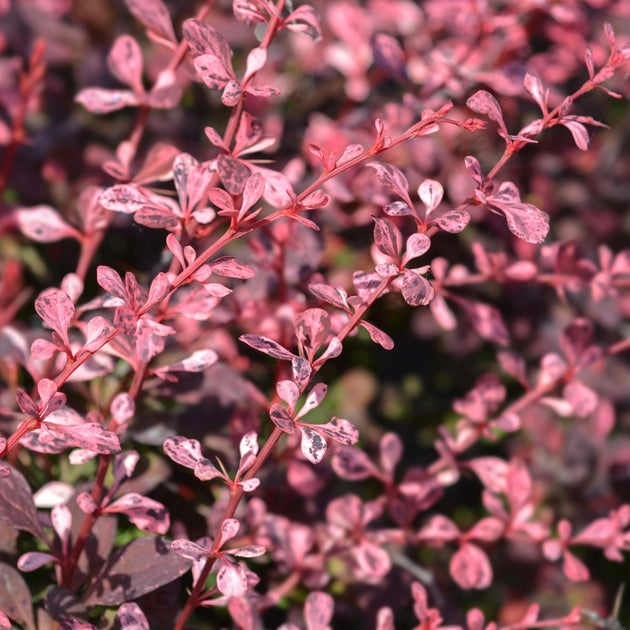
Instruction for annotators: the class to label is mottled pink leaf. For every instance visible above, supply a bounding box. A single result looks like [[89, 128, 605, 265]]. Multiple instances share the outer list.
[[194, 54, 234, 90], [105, 493, 169, 534], [233, 0, 269, 26], [46, 423, 121, 454], [240, 334, 295, 360], [332, 446, 377, 480], [17, 551, 57, 572], [35, 288, 74, 348], [563, 549, 590, 581], [300, 426, 328, 464], [459, 298, 509, 346], [466, 90, 507, 136], [309, 282, 349, 310], [368, 162, 413, 207], [97, 266, 127, 301], [434, 209, 470, 233], [464, 156, 484, 187], [99, 185, 149, 214], [163, 436, 202, 469], [183, 18, 231, 58], [401, 268, 434, 306], [355, 540, 391, 578], [117, 602, 149, 630], [311, 417, 359, 446], [373, 216, 402, 260], [217, 560, 248, 596]]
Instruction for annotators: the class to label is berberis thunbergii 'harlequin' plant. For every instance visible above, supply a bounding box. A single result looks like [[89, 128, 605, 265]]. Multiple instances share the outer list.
[[1, 0, 630, 628]]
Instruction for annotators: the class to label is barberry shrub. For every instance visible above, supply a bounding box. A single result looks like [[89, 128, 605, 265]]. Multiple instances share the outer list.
[[1, 0, 630, 628]]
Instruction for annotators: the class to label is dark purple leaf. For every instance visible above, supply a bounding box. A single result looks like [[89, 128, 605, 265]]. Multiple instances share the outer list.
[[83, 536, 191, 606], [44, 587, 89, 625], [0, 562, 35, 630], [0, 464, 47, 540], [371, 33, 407, 83]]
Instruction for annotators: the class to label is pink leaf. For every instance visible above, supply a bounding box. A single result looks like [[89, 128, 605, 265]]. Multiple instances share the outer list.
[[355, 540, 391, 578], [295, 308, 330, 357], [401, 268, 434, 306], [163, 436, 203, 470], [283, 5, 323, 41], [17, 206, 80, 243], [450, 543, 493, 589], [233, 0, 269, 26], [183, 18, 231, 59], [417, 514, 460, 542], [459, 298, 509, 346], [563, 380, 598, 418], [239, 334, 296, 360], [117, 602, 149, 630], [560, 119, 590, 150], [434, 209, 470, 233], [108, 35, 143, 93], [368, 162, 413, 207], [217, 560, 248, 597], [464, 156, 484, 187], [146, 273, 171, 308], [359, 320, 394, 350], [384, 201, 415, 217], [46, 423, 121, 454], [372, 33, 407, 83], [304, 591, 334, 630], [309, 282, 349, 310], [418, 179, 444, 215], [232, 544, 266, 558], [105, 493, 169, 534], [124, 0, 176, 43], [332, 446, 377, 480], [563, 549, 590, 581], [373, 216, 402, 260], [523, 73, 547, 115], [134, 205, 179, 230], [15, 388, 39, 417], [75, 88, 138, 114], [97, 266, 127, 302], [466, 90, 507, 137], [35, 288, 74, 349], [296, 383, 328, 420], [171, 538, 211, 561], [194, 54, 235, 90], [308, 417, 359, 447], [300, 426, 328, 464], [99, 185, 149, 214], [17, 551, 57, 572]]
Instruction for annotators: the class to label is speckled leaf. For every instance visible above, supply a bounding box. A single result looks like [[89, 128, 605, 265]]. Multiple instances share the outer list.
[[0, 563, 35, 630]]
